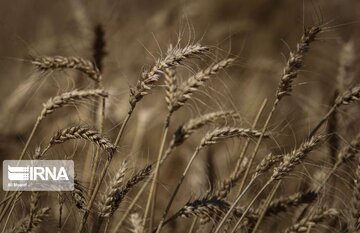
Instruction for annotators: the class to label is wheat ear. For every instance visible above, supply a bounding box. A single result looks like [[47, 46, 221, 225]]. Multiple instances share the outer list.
[[99, 164, 152, 218], [42, 126, 116, 158], [72, 179, 87, 211], [265, 190, 318, 216], [33, 56, 101, 82], [99, 160, 128, 217], [168, 58, 234, 113]]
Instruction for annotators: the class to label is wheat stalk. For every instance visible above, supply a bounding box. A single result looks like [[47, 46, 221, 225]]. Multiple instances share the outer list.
[[349, 158, 360, 232]]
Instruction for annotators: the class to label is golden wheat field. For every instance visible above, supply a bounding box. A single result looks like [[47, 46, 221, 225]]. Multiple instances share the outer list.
[[0, 0, 359, 232]]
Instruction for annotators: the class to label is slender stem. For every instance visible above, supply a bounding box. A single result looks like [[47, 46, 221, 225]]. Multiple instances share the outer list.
[[0, 193, 16, 207], [229, 180, 272, 233], [306, 224, 313, 233], [19, 118, 41, 161], [236, 99, 267, 193], [115, 111, 132, 147], [143, 114, 171, 231], [309, 106, 336, 138], [188, 217, 198, 233], [155, 146, 202, 233], [214, 175, 259, 233], [251, 181, 281, 233], [103, 218, 110, 233], [59, 195, 63, 231], [238, 101, 277, 193], [89, 97, 106, 192], [1, 192, 20, 233], [296, 160, 341, 221], [112, 179, 150, 233], [77, 159, 111, 233], [0, 118, 41, 224], [112, 139, 176, 233]]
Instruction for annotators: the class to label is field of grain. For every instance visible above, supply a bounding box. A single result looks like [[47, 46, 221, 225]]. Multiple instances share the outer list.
[[0, 0, 359, 232]]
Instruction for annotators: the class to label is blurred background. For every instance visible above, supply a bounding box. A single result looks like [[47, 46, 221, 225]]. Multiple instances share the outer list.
[[0, 0, 359, 232]]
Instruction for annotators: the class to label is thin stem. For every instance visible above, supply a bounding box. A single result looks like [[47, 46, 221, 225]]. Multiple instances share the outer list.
[[0, 118, 41, 224], [296, 160, 341, 221], [309, 106, 336, 138], [214, 175, 259, 233], [155, 146, 202, 233], [238, 101, 277, 193], [188, 217, 198, 233], [89, 97, 106, 194], [236, 99, 267, 194], [19, 118, 41, 161], [115, 111, 132, 147], [251, 181, 281, 233], [112, 179, 150, 233], [229, 180, 273, 233], [144, 114, 171, 231], [1, 192, 21, 233], [77, 159, 111, 233], [59, 198, 63, 231]]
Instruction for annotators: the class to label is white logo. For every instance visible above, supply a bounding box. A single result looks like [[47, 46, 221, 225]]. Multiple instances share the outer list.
[[8, 165, 69, 181], [3, 160, 74, 191]]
